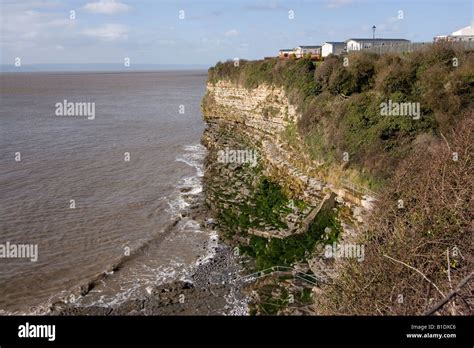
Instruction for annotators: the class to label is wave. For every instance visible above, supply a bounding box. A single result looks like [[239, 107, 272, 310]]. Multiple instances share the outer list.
[[175, 144, 206, 177], [167, 144, 207, 216], [2, 143, 211, 315], [74, 143, 211, 309]]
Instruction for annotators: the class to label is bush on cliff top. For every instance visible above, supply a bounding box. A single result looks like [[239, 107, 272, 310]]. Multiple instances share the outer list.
[[208, 43, 473, 184], [314, 117, 473, 315], [207, 44, 473, 316], [209, 58, 320, 108]]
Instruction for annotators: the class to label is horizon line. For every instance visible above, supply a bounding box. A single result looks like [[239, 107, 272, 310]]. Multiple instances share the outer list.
[[0, 63, 212, 73]]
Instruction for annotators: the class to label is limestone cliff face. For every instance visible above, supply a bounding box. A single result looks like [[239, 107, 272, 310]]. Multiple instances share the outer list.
[[201, 80, 374, 238], [204, 80, 298, 136]]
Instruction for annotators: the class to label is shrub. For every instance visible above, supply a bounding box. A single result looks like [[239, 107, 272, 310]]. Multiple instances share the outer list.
[[206, 43, 472, 180], [347, 52, 377, 92], [315, 55, 340, 89], [327, 65, 355, 95], [377, 62, 416, 96], [315, 117, 473, 315]]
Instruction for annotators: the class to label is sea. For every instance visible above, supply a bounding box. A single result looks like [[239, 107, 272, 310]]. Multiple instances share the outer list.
[[0, 70, 217, 313]]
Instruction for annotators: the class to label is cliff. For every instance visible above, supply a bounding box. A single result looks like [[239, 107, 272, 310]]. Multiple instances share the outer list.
[[203, 80, 373, 218], [201, 80, 370, 315], [201, 45, 473, 315]]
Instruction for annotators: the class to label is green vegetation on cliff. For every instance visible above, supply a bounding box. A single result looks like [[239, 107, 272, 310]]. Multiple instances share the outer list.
[[205, 44, 473, 315], [241, 204, 341, 270], [204, 126, 340, 272], [214, 168, 341, 271], [216, 175, 298, 233], [208, 43, 473, 188]]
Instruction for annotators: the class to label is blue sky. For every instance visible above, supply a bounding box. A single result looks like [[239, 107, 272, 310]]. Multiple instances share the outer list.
[[1, 0, 472, 68]]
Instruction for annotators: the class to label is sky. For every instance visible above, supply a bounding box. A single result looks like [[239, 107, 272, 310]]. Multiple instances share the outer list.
[[0, 0, 472, 68]]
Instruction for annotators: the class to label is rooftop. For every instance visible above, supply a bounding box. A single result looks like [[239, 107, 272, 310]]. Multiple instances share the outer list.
[[345, 38, 410, 42], [297, 45, 322, 49], [452, 24, 473, 36]]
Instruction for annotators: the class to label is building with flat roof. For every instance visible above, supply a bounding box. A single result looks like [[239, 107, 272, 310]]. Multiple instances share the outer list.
[[294, 45, 322, 58], [434, 24, 474, 42], [322, 42, 346, 57], [345, 38, 410, 52]]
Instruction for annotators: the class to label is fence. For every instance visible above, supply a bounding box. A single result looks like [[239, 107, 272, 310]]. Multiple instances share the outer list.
[[233, 265, 327, 286], [341, 179, 378, 199], [363, 41, 474, 55]]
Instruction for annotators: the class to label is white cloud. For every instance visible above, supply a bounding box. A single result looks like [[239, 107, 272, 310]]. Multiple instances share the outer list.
[[0, 6, 77, 52], [224, 29, 239, 37], [82, 24, 129, 41], [83, 0, 130, 14]]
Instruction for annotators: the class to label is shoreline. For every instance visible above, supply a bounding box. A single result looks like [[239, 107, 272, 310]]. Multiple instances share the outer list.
[[48, 142, 249, 316]]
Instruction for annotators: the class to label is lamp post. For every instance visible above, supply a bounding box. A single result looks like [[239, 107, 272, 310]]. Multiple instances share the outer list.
[[372, 25, 376, 40]]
